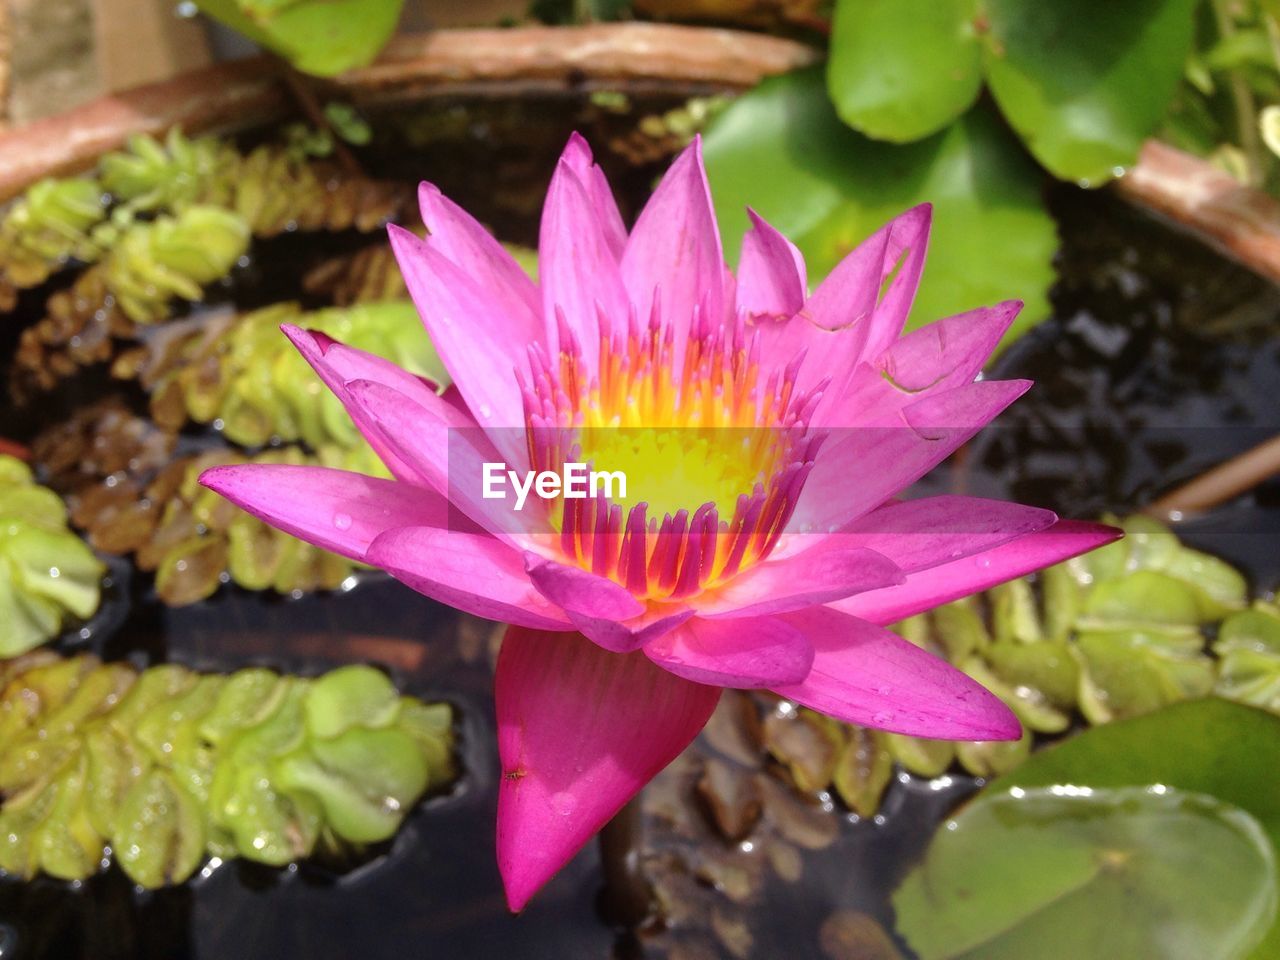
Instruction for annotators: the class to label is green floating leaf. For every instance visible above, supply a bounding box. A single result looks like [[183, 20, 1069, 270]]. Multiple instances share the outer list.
[[113, 768, 206, 888], [304, 665, 401, 740], [703, 68, 1056, 343], [0, 454, 105, 657], [828, 0, 982, 142], [981, 0, 1199, 184], [1215, 604, 1280, 712], [997, 698, 1280, 960], [894, 786, 1277, 960], [1075, 628, 1215, 724], [194, 0, 405, 77]]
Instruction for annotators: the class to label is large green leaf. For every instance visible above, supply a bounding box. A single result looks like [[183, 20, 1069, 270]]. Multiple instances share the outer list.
[[195, 0, 404, 77], [998, 698, 1280, 960], [894, 786, 1276, 960], [703, 68, 1056, 341], [828, 0, 983, 142], [982, 0, 1199, 184]]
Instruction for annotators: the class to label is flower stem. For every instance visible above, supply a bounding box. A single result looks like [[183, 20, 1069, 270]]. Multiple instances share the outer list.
[[597, 796, 652, 929]]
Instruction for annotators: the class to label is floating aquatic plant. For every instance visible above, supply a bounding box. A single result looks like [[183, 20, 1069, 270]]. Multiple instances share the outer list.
[[0, 652, 454, 887], [5, 129, 413, 399], [202, 133, 1119, 909], [764, 513, 1256, 815], [139, 301, 448, 448], [29, 401, 382, 606], [0, 456, 103, 657]]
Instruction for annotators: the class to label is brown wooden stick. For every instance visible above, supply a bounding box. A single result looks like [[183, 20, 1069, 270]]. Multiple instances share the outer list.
[[1113, 139, 1280, 286], [1144, 433, 1280, 520], [0, 25, 819, 203]]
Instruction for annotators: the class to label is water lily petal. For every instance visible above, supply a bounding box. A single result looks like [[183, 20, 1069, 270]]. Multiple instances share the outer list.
[[696, 545, 904, 619], [832, 519, 1123, 626], [343, 378, 541, 544], [198, 464, 453, 560], [560, 133, 628, 259], [417, 181, 541, 321], [737, 208, 807, 320], [539, 155, 631, 366], [775, 607, 1021, 740], [644, 615, 813, 687], [496, 628, 720, 911], [792, 379, 1031, 535], [621, 137, 725, 357], [388, 224, 533, 467], [283, 324, 442, 483], [366, 527, 571, 630], [766, 204, 931, 404], [524, 554, 645, 620], [773, 495, 1056, 569], [818, 301, 1022, 428], [567, 607, 694, 654]]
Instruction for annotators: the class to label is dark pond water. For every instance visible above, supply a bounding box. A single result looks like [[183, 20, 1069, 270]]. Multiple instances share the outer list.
[[1, 106, 1278, 960]]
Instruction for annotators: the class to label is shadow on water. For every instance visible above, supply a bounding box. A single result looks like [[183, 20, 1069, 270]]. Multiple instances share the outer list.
[[0, 110, 1278, 959]]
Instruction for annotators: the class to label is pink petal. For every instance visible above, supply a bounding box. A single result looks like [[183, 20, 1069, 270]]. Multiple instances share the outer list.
[[791, 379, 1031, 535], [817, 301, 1021, 429], [737, 208, 807, 321], [524, 554, 645, 620], [772, 495, 1056, 570], [559, 133, 627, 259], [832, 519, 1123, 626], [775, 607, 1020, 740], [387, 224, 533, 467], [567, 607, 694, 654], [695, 545, 904, 619], [283, 324, 441, 484], [620, 137, 725, 357], [496, 627, 720, 911], [539, 156, 630, 366], [198, 464, 452, 560], [343, 377, 541, 544], [366, 527, 571, 630], [763, 205, 931, 405], [417, 182, 541, 321], [644, 615, 813, 688]]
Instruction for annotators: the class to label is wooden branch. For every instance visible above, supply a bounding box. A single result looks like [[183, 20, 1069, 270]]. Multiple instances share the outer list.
[[0, 24, 819, 203], [1113, 139, 1280, 287], [1144, 434, 1280, 520]]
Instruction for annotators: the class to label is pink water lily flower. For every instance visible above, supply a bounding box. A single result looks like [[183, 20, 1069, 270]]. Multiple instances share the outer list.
[[200, 133, 1119, 911]]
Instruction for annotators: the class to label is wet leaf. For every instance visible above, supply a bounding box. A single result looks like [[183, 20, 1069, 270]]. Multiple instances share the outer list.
[[827, 0, 982, 142], [894, 786, 1276, 960], [113, 768, 206, 888], [764, 708, 842, 792], [832, 726, 891, 817], [304, 665, 401, 740], [704, 70, 1056, 344], [276, 727, 428, 843], [194, 0, 404, 76], [982, 0, 1199, 184], [1075, 628, 1215, 724], [1214, 604, 1280, 712], [996, 698, 1280, 959]]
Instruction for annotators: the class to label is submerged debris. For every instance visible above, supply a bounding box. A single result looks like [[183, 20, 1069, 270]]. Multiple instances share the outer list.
[[0, 654, 455, 887], [0, 455, 103, 657]]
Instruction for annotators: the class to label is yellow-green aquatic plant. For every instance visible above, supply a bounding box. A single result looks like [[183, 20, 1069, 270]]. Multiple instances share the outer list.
[[0, 456, 103, 657], [0, 653, 454, 887]]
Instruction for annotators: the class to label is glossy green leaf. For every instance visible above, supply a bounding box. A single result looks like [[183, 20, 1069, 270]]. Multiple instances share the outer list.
[[997, 698, 1280, 960], [113, 768, 206, 888], [194, 0, 404, 77], [981, 0, 1199, 183], [894, 786, 1276, 960], [828, 0, 982, 142], [1075, 628, 1215, 723], [303, 665, 400, 740], [704, 69, 1056, 342], [1215, 604, 1280, 712]]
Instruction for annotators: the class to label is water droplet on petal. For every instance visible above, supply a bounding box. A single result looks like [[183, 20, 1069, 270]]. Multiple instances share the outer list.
[[871, 710, 892, 725], [478, 403, 493, 419], [333, 513, 352, 531]]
